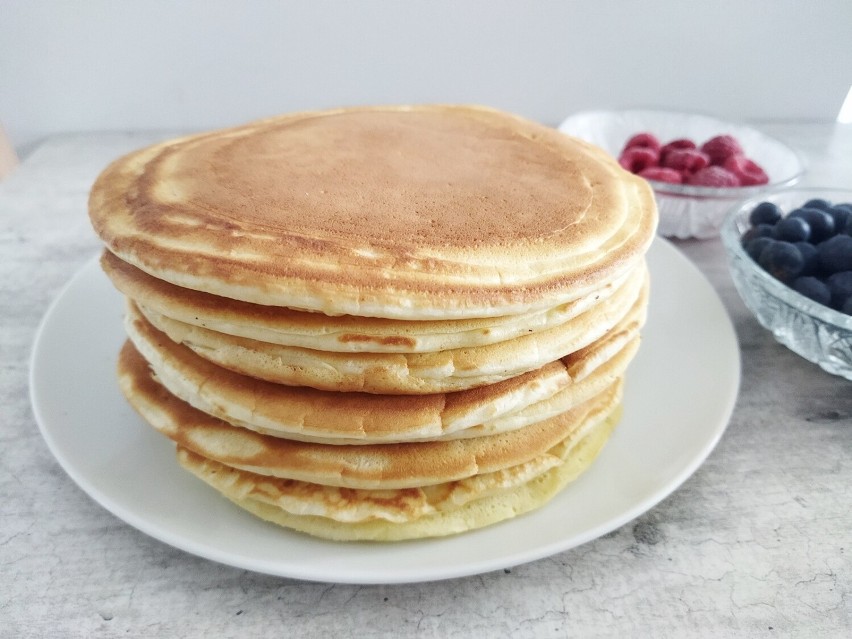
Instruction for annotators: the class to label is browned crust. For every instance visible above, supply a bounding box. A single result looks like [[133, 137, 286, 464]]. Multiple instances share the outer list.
[[117, 339, 623, 488], [123, 303, 640, 442]]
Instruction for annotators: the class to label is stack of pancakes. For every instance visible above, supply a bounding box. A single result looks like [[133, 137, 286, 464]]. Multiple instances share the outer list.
[[88, 105, 657, 541]]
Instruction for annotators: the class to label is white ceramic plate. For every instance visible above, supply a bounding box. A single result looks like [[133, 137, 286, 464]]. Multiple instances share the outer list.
[[30, 239, 740, 584]]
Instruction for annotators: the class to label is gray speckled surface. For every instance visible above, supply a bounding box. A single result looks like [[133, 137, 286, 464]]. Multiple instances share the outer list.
[[2, 125, 851, 638]]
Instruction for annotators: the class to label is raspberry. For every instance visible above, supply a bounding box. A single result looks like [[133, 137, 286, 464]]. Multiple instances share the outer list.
[[623, 132, 661, 153], [637, 167, 683, 184], [723, 154, 769, 186], [618, 147, 659, 173], [662, 148, 710, 173], [621, 131, 770, 187], [700, 135, 743, 165], [686, 166, 740, 187], [659, 138, 696, 162]]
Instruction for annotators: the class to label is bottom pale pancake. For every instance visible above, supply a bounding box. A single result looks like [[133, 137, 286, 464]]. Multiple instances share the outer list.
[[177, 406, 620, 541]]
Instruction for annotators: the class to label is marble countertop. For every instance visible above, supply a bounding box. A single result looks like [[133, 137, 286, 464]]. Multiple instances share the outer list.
[[2, 123, 850, 638]]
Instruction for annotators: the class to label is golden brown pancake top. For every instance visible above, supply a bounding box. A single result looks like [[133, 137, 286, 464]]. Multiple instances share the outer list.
[[90, 105, 656, 319]]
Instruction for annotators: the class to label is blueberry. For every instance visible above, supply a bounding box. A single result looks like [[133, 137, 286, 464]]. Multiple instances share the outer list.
[[748, 201, 783, 226], [759, 241, 804, 281], [745, 237, 775, 262], [791, 276, 832, 306], [817, 235, 852, 273], [789, 207, 835, 243], [742, 223, 775, 243], [827, 271, 852, 310], [846, 215, 852, 236], [772, 216, 811, 242], [802, 198, 832, 212], [828, 204, 852, 232], [843, 296, 852, 315], [794, 241, 820, 276]]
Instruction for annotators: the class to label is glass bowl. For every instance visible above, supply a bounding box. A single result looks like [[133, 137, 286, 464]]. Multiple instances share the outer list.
[[558, 109, 804, 239], [721, 187, 852, 380]]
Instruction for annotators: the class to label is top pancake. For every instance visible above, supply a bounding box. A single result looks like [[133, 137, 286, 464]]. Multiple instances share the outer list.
[[89, 105, 657, 320]]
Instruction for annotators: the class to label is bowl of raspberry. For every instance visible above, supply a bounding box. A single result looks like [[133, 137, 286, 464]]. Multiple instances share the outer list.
[[722, 188, 852, 380], [558, 109, 804, 239]]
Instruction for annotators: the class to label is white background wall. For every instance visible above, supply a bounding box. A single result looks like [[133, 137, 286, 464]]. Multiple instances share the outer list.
[[2, 0, 852, 154]]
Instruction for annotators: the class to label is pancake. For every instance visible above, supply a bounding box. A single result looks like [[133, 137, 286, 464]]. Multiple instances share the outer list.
[[178, 404, 620, 541], [117, 340, 623, 489], [124, 298, 640, 443], [130, 264, 648, 394], [175, 444, 564, 524], [101, 249, 635, 354], [454, 332, 637, 440], [89, 105, 656, 320], [91, 104, 656, 544]]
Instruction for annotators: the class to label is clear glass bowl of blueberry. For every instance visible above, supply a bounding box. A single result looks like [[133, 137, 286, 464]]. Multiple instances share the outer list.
[[721, 187, 852, 380]]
